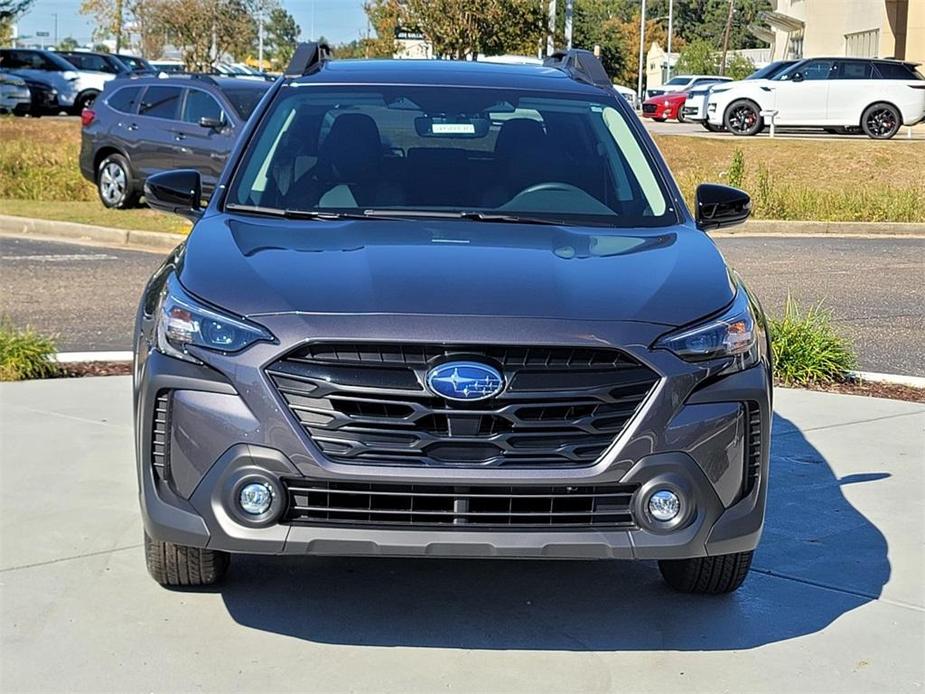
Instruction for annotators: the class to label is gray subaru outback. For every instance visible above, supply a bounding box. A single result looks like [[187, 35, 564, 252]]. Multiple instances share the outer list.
[[136, 44, 770, 594]]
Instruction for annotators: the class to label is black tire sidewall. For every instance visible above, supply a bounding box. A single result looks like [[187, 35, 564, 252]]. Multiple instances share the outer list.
[[862, 103, 900, 140], [724, 100, 762, 136], [97, 154, 136, 209]]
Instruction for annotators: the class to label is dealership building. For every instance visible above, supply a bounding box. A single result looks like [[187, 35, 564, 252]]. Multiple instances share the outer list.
[[754, 0, 925, 63]]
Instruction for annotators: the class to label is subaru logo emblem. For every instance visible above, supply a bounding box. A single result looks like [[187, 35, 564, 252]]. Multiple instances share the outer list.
[[426, 361, 505, 401]]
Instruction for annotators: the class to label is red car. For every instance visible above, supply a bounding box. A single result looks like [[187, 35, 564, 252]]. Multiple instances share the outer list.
[[642, 91, 689, 122]]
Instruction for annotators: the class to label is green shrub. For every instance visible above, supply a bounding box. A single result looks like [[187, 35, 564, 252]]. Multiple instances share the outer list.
[[769, 297, 856, 386], [726, 149, 746, 189], [0, 320, 60, 381]]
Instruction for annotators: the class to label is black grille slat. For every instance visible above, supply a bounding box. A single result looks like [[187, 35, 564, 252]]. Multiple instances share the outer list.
[[745, 402, 762, 494], [284, 480, 638, 529], [269, 342, 659, 468], [151, 391, 171, 481]]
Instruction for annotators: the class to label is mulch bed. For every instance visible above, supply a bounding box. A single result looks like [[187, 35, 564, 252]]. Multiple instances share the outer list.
[[778, 379, 925, 403], [56, 361, 133, 378]]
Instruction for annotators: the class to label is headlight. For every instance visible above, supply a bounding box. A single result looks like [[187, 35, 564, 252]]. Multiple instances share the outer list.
[[155, 274, 274, 363], [64, 71, 79, 81], [654, 286, 763, 373]]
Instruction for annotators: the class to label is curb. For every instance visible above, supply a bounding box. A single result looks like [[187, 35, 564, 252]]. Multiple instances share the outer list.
[[0, 214, 184, 252], [2, 214, 923, 249], [52, 352, 925, 388], [723, 220, 925, 236]]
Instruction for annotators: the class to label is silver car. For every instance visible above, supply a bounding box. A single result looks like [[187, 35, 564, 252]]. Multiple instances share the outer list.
[[0, 71, 31, 115]]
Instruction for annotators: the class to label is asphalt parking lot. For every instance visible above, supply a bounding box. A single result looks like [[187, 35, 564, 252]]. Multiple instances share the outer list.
[[2, 232, 923, 375], [1, 376, 922, 692]]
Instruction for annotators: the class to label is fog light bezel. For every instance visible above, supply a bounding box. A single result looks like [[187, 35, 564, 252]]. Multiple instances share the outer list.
[[647, 489, 681, 522], [227, 472, 285, 527], [634, 478, 693, 533]]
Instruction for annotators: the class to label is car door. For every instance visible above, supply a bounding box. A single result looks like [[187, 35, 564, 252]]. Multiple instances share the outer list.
[[770, 59, 835, 125], [132, 85, 184, 178], [176, 87, 236, 191], [827, 60, 876, 125]]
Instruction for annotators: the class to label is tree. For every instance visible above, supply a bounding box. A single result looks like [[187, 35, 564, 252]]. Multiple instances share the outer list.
[[80, 0, 126, 51], [56, 36, 79, 50], [725, 52, 756, 79], [676, 38, 719, 75], [363, 0, 401, 58], [150, 0, 258, 70], [1, 0, 35, 47], [264, 5, 299, 68]]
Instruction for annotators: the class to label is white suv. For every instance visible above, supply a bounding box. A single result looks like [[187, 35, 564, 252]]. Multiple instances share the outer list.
[[706, 57, 925, 139]]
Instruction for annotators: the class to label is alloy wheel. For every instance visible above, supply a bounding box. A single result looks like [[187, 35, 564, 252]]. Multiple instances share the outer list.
[[865, 107, 897, 138], [99, 162, 127, 206], [728, 105, 757, 134]]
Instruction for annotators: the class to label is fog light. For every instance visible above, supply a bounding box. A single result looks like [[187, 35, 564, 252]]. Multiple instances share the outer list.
[[647, 489, 680, 522], [239, 482, 273, 515]]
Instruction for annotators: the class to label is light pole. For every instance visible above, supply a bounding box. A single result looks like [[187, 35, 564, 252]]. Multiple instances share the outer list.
[[53, 13, 58, 47], [637, 0, 646, 102], [666, 0, 673, 80], [546, 0, 556, 57], [565, 0, 573, 50]]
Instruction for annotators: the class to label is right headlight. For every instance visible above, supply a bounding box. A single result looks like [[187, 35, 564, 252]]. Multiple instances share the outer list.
[[154, 274, 275, 363], [654, 286, 764, 374]]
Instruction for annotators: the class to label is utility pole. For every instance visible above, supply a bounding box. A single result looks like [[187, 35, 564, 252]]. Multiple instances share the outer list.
[[53, 13, 58, 47], [637, 0, 646, 102], [257, 6, 264, 69], [114, 0, 123, 53], [666, 0, 673, 79], [546, 0, 556, 57], [720, 0, 735, 76], [564, 0, 573, 50]]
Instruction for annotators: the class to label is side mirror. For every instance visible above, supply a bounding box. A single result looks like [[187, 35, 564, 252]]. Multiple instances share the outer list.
[[144, 169, 203, 221], [695, 183, 751, 231], [198, 115, 224, 130], [791, 72, 804, 82]]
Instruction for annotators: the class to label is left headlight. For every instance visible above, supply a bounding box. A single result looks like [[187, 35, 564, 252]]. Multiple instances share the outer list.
[[654, 285, 763, 373], [155, 274, 274, 363]]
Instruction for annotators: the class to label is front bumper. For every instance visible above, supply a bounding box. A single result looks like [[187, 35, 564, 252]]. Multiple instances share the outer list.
[[135, 314, 771, 561]]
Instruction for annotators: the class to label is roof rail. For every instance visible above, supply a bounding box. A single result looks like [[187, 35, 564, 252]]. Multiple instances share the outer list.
[[543, 49, 611, 89], [285, 42, 332, 77]]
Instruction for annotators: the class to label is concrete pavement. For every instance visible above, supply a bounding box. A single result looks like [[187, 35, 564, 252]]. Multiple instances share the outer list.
[[0, 376, 922, 692]]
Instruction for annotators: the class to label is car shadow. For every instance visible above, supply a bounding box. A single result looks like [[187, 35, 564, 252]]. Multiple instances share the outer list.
[[219, 413, 890, 650]]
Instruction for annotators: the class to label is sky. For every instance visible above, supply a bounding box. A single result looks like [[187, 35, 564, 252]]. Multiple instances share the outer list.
[[14, 0, 370, 49]]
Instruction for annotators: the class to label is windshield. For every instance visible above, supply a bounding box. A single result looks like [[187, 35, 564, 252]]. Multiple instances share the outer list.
[[665, 76, 690, 85], [226, 85, 673, 227], [222, 85, 269, 120], [748, 61, 796, 80]]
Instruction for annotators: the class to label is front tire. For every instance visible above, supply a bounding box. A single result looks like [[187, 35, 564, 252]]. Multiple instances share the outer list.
[[96, 153, 139, 209], [653, 116, 667, 123], [676, 110, 686, 123], [861, 102, 901, 139], [658, 551, 753, 594], [144, 532, 229, 587], [724, 100, 763, 136]]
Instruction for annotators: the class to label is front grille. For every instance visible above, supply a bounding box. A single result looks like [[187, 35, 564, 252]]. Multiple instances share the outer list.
[[642, 103, 658, 113], [284, 480, 638, 529], [745, 402, 762, 494], [267, 343, 659, 468], [152, 391, 171, 481]]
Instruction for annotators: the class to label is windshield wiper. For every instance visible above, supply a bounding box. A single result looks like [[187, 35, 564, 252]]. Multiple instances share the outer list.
[[225, 204, 374, 221], [362, 209, 563, 225]]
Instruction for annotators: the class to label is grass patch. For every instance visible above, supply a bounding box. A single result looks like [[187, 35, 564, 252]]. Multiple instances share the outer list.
[[1, 117, 922, 225], [0, 199, 190, 234], [769, 297, 857, 386], [656, 135, 925, 223], [0, 319, 59, 381]]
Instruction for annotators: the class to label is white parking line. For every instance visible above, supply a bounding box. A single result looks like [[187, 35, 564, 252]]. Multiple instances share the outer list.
[[0, 253, 118, 262]]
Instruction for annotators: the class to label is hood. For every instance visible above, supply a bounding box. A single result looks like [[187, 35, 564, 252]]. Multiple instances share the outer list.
[[179, 216, 734, 328]]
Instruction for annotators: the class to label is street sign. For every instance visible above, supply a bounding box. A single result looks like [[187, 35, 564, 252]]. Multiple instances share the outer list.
[[36, 31, 50, 36]]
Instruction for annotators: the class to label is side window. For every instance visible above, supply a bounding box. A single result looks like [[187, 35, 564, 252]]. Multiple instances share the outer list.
[[0, 51, 25, 68], [874, 62, 921, 80], [108, 86, 142, 113], [835, 61, 874, 79], [139, 86, 182, 120], [182, 89, 223, 124], [801, 60, 835, 81]]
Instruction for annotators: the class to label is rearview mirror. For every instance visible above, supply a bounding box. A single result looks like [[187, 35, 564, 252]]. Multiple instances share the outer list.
[[199, 116, 224, 130], [695, 183, 751, 231], [144, 169, 203, 221]]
